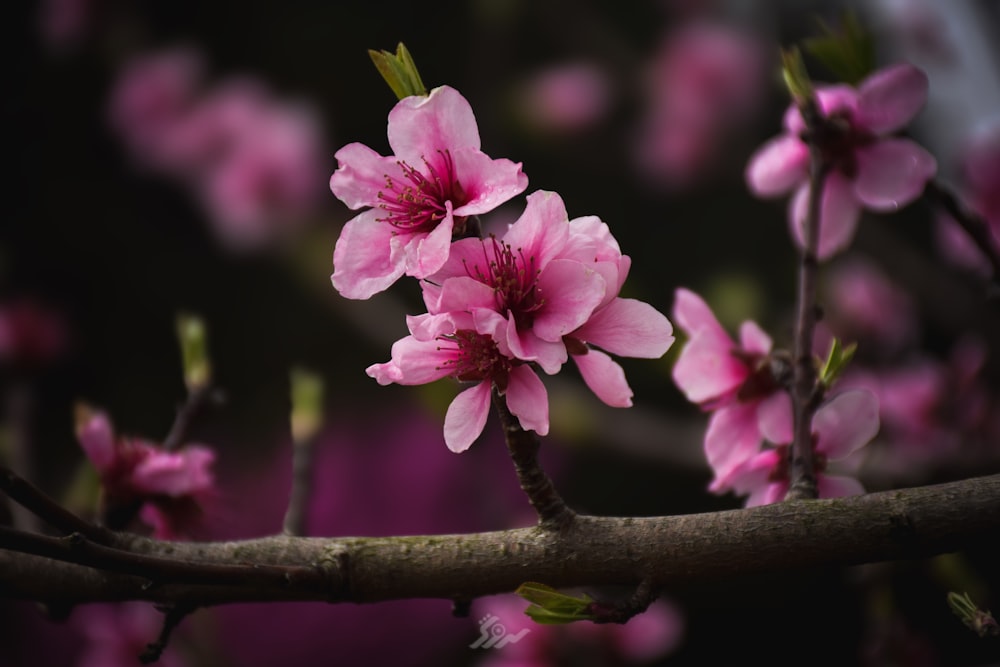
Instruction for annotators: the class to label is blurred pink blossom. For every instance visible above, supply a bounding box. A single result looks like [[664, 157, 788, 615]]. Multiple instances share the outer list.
[[471, 594, 683, 666], [823, 258, 917, 348], [635, 22, 767, 190], [74, 603, 186, 667], [513, 62, 612, 134], [935, 121, 1000, 274], [75, 405, 216, 538], [329, 85, 528, 299], [108, 48, 329, 252], [671, 288, 784, 491], [38, 0, 93, 50], [723, 389, 879, 506], [746, 63, 937, 259]]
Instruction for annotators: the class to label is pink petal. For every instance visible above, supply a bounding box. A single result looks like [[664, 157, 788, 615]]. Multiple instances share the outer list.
[[722, 448, 781, 497], [132, 446, 215, 496], [443, 381, 492, 453], [531, 259, 606, 341], [505, 365, 550, 435], [783, 85, 858, 134], [387, 85, 481, 163], [745, 481, 788, 507], [76, 410, 117, 473], [817, 474, 865, 499], [704, 402, 763, 483], [572, 348, 633, 407], [745, 134, 809, 197], [671, 288, 726, 339], [789, 173, 861, 260], [572, 298, 674, 359], [328, 143, 400, 210], [854, 139, 937, 211], [369, 336, 454, 385], [738, 320, 772, 355], [505, 321, 567, 374], [450, 150, 528, 217], [502, 190, 571, 270], [856, 64, 929, 135], [757, 391, 793, 444], [814, 389, 880, 460], [672, 328, 747, 404], [331, 210, 405, 299], [402, 208, 455, 278], [430, 276, 496, 314]]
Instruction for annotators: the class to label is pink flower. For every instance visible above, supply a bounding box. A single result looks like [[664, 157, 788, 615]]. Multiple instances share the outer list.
[[635, 22, 767, 190], [746, 63, 937, 259], [423, 190, 673, 405], [671, 288, 785, 489], [513, 62, 612, 134], [75, 406, 216, 538], [824, 258, 916, 348], [723, 389, 879, 506], [330, 85, 529, 299], [367, 311, 548, 453]]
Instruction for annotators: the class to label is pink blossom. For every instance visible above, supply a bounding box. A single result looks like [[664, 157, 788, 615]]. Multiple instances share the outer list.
[[935, 121, 1000, 274], [723, 389, 879, 506], [671, 288, 784, 488], [423, 190, 673, 405], [75, 406, 216, 537], [746, 63, 937, 259], [513, 62, 612, 134], [823, 258, 916, 348], [635, 22, 767, 190], [367, 311, 548, 453], [330, 85, 528, 299]]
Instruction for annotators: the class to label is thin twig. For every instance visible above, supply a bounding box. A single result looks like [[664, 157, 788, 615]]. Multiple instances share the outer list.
[[924, 180, 1000, 287], [283, 434, 317, 536], [589, 577, 661, 624], [786, 98, 829, 501], [0, 466, 112, 543], [139, 603, 197, 664], [491, 387, 576, 530], [162, 386, 215, 452]]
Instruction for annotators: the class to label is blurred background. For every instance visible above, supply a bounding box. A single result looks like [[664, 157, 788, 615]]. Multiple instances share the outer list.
[[3, 0, 1000, 665]]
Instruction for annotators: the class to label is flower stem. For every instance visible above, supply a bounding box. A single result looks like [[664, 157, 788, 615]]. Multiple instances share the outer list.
[[924, 180, 1000, 288], [786, 98, 829, 501], [491, 387, 575, 529]]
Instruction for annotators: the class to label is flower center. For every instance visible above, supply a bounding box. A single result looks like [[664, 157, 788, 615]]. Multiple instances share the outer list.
[[767, 441, 828, 483], [377, 149, 466, 233], [467, 236, 544, 329], [436, 329, 513, 389], [804, 111, 876, 179]]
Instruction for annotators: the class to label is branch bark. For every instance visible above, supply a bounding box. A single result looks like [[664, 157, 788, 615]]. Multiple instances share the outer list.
[[2, 473, 998, 607]]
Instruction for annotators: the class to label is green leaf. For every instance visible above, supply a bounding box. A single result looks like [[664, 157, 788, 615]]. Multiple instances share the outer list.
[[781, 47, 814, 104], [176, 313, 211, 392], [516, 582, 595, 625], [290, 367, 323, 444], [368, 42, 427, 100], [802, 11, 875, 86], [819, 337, 857, 388]]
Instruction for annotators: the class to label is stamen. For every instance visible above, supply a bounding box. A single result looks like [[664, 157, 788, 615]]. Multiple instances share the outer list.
[[375, 150, 466, 233]]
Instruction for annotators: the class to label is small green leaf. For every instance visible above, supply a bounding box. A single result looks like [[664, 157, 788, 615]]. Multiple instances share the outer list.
[[516, 582, 595, 624], [176, 313, 211, 392], [819, 337, 857, 388], [948, 591, 1000, 638], [781, 47, 814, 104], [802, 11, 875, 86], [368, 42, 427, 100]]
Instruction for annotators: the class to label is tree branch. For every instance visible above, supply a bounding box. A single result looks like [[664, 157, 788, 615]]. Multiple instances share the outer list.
[[2, 473, 997, 607]]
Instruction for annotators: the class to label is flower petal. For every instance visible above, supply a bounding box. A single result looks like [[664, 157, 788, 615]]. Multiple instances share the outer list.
[[856, 64, 928, 134], [443, 381, 492, 453], [502, 190, 571, 270], [572, 348, 633, 407], [757, 391, 793, 444], [813, 389, 880, 460], [532, 259, 606, 341], [450, 150, 528, 217], [573, 298, 674, 359], [76, 409, 117, 474], [132, 446, 215, 496], [745, 134, 809, 197], [789, 173, 861, 260], [402, 206, 455, 278], [387, 86, 481, 163], [672, 288, 726, 339], [672, 328, 747, 404], [738, 320, 772, 356], [505, 365, 550, 435], [704, 402, 763, 484], [854, 139, 937, 211], [328, 143, 399, 210], [331, 210, 405, 299]]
